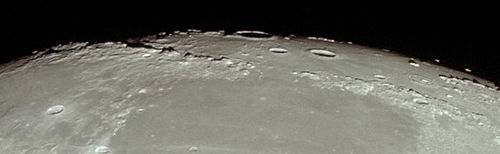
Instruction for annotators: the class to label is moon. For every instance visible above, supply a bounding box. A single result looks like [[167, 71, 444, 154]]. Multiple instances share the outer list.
[[1, 30, 499, 153]]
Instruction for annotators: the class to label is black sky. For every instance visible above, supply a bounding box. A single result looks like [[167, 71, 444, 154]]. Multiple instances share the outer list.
[[1, 1, 499, 84]]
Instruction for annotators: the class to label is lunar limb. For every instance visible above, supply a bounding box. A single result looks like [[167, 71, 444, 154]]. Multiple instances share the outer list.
[[1, 30, 500, 153]]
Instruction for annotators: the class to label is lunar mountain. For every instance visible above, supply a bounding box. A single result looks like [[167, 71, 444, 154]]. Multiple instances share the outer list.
[[1, 30, 500, 153]]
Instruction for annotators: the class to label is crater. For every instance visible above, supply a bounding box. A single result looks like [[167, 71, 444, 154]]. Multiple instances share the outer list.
[[308, 49, 336, 58], [235, 31, 272, 38]]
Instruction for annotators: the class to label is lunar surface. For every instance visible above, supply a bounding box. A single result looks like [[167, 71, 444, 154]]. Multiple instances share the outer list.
[[1, 30, 500, 153]]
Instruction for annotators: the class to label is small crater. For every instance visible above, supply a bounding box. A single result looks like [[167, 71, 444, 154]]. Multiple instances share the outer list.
[[294, 71, 321, 80], [307, 36, 318, 40], [95, 146, 110, 153], [124, 38, 158, 49], [235, 31, 272, 38], [408, 59, 420, 67], [269, 48, 288, 53], [161, 46, 176, 53], [408, 74, 431, 85], [46, 105, 64, 115], [187, 29, 202, 33], [412, 98, 429, 105], [188, 146, 199, 152], [137, 89, 147, 94], [309, 49, 336, 58], [39, 48, 59, 56], [374, 75, 386, 79], [472, 112, 484, 116]]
